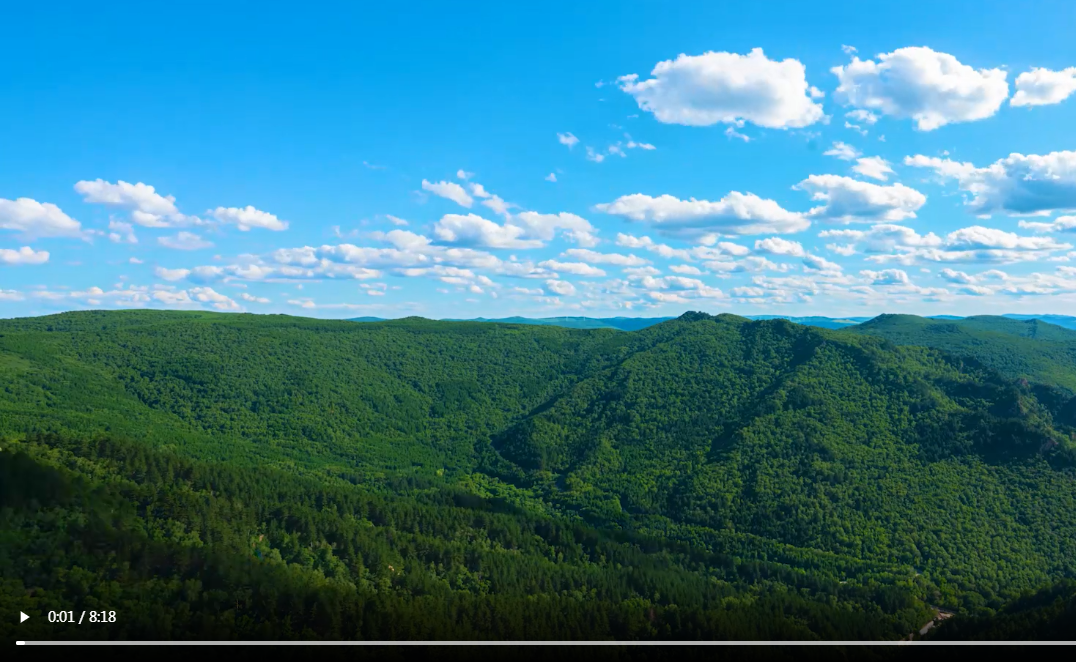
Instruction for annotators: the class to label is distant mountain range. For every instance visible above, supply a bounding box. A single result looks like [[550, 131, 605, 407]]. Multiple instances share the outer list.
[[350, 314, 1076, 331]]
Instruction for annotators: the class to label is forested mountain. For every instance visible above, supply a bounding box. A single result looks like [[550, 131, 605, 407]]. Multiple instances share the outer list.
[[846, 314, 1076, 393], [2, 310, 1075, 641]]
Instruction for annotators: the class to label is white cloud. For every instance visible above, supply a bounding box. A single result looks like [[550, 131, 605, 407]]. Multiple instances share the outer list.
[[75, 179, 178, 217], [456, 169, 474, 180], [842, 45, 858, 55], [861, 268, 912, 285], [154, 266, 191, 281], [385, 215, 409, 226], [557, 132, 580, 149], [210, 205, 288, 231], [852, 156, 895, 181], [844, 121, 868, 136], [725, 126, 750, 142], [795, 175, 926, 223], [624, 135, 656, 150], [108, 220, 138, 244], [669, 264, 703, 275], [0, 289, 24, 301], [545, 173, 557, 182], [844, 223, 1071, 264], [827, 243, 857, 256], [845, 109, 878, 125], [240, 292, 271, 303], [433, 213, 541, 249], [1011, 67, 1076, 107], [0, 246, 49, 265], [832, 46, 1009, 130], [545, 279, 577, 296], [129, 257, 144, 264], [560, 248, 649, 266], [824, 141, 860, 161], [153, 290, 193, 305], [1018, 215, 1076, 234], [905, 150, 1076, 215], [754, 236, 806, 256], [0, 197, 84, 238], [617, 48, 824, 129], [187, 287, 239, 310], [537, 260, 606, 277], [158, 232, 214, 250], [595, 191, 809, 236], [421, 179, 474, 208], [615, 234, 691, 260], [802, 254, 842, 273], [512, 211, 598, 247], [585, 146, 606, 163]]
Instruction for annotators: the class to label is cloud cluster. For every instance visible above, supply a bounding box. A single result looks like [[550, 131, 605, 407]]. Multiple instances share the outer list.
[[796, 175, 926, 223], [595, 191, 809, 236], [832, 47, 1009, 130], [905, 150, 1076, 215], [1011, 67, 1076, 107], [618, 48, 824, 129], [0, 246, 49, 265], [0, 197, 84, 239], [821, 223, 1072, 264]]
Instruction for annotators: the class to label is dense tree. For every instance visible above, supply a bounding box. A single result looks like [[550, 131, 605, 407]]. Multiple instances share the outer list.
[[1, 310, 1074, 640]]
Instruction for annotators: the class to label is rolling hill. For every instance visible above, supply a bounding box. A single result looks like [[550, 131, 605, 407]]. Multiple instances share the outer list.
[[3, 310, 1076, 640]]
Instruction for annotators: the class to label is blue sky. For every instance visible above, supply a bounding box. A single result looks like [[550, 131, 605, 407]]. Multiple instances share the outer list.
[[4, 1, 1076, 319]]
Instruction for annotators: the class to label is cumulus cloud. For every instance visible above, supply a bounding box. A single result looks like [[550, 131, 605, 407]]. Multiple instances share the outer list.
[[512, 211, 598, 247], [851, 156, 895, 181], [795, 175, 926, 223], [861, 268, 911, 285], [545, 279, 577, 296], [1018, 215, 1076, 234], [832, 47, 1009, 130], [1011, 67, 1076, 107], [210, 205, 288, 231], [0, 246, 49, 265], [754, 237, 806, 257], [190, 287, 240, 310], [824, 142, 860, 161], [615, 234, 692, 260], [433, 214, 542, 249], [934, 266, 1076, 297], [539, 260, 606, 277], [158, 232, 214, 250], [846, 109, 879, 125], [75, 179, 180, 226], [0, 197, 84, 238], [560, 249, 650, 266], [154, 266, 191, 281], [240, 292, 271, 303], [595, 191, 809, 236], [835, 223, 1072, 264], [904, 150, 1076, 215], [421, 179, 473, 208], [669, 264, 703, 275], [617, 48, 824, 129]]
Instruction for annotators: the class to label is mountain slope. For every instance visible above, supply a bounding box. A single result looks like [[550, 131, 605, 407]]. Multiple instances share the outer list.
[[491, 313, 1076, 596], [845, 314, 1076, 393], [2, 309, 1076, 639]]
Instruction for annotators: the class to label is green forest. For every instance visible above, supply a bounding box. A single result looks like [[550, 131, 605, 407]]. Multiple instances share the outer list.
[[2, 309, 1075, 642]]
